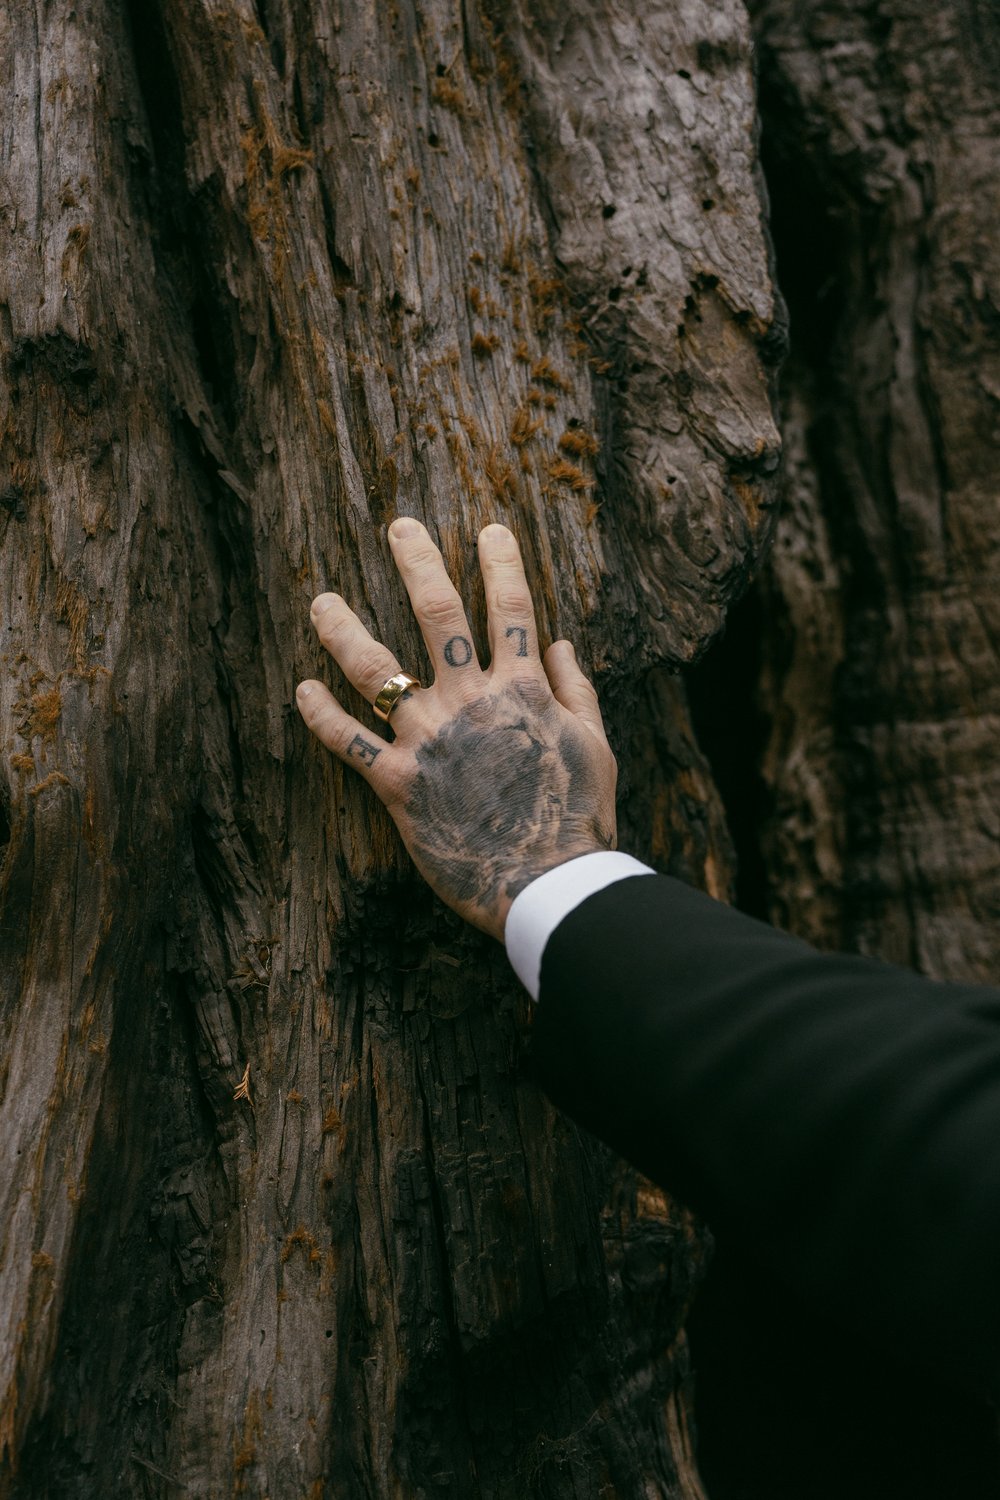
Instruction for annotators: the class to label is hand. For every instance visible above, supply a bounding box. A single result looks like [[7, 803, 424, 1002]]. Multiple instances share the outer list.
[[296, 518, 618, 941]]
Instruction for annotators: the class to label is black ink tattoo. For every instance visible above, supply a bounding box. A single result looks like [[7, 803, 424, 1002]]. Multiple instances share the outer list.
[[403, 686, 609, 919], [347, 733, 382, 768], [505, 626, 528, 658], [443, 635, 473, 668]]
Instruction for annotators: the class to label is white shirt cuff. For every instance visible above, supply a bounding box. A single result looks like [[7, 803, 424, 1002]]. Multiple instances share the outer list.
[[504, 851, 655, 1000]]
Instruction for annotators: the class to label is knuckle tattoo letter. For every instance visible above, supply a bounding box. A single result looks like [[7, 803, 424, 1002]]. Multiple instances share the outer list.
[[443, 635, 473, 668], [347, 733, 382, 767], [505, 626, 528, 657]]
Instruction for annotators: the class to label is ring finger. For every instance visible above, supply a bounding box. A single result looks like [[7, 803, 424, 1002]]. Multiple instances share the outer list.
[[310, 593, 422, 725]]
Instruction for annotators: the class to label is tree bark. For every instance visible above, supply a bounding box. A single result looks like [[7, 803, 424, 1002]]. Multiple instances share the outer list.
[[749, 0, 1000, 980], [684, 2, 1000, 1494], [0, 2, 778, 1496]]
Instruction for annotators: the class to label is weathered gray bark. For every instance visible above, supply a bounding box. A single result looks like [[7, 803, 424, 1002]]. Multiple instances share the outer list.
[[0, 2, 778, 1496]]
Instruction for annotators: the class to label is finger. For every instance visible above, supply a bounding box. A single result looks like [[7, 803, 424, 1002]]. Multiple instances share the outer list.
[[542, 640, 610, 744], [477, 523, 541, 670], [310, 592, 410, 709], [387, 517, 481, 684], [296, 680, 397, 792]]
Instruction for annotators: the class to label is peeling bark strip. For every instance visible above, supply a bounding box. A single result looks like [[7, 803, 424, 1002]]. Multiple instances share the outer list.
[[0, 0, 778, 1495]]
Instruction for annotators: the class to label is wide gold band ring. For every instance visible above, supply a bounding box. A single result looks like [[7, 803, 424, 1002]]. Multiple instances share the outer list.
[[373, 672, 421, 723]]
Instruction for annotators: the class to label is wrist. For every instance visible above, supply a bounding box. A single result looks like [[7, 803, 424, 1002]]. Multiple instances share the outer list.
[[503, 852, 655, 998]]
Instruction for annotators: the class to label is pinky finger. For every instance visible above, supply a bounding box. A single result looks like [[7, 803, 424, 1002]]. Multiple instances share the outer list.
[[542, 641, 610, 744], [296, 680, 395, 792]]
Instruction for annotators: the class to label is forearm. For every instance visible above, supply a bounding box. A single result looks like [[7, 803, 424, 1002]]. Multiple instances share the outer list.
[[525, 871, 1000, 1397]]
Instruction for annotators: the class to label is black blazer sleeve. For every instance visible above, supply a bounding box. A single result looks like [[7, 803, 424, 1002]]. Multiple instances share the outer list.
[[528, 874, 1000, 1398]]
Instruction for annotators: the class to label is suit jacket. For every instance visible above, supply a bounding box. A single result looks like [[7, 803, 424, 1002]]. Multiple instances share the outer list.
[[528, 873, 1000, 1402]]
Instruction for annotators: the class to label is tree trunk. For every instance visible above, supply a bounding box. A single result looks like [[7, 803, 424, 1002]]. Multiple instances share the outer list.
[[684, 2, 1000, 1494], [0, 2, 778, 1496]]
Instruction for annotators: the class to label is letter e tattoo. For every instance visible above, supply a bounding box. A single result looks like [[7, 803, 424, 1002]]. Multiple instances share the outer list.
[[347, 734, 382, 768], [505, 626, 528, 658], [443, 635, 473, 668]]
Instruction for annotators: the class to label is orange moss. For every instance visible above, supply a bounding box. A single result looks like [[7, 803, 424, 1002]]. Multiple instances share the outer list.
[[55, 575, 89, 666], [510, 407, 544, 446], [483, 444, 518, 502], [314, 399, 338, 438], [432, 76, 466, 113], [28, 687, 61, 742], [233, 1391, 263, 1489], [530, 356, 570, 390], [467, 285, 484, 313], [501, 238, 522, 275], [273, 146, 313, 177], [281, 1224, 322, 1265], [471, 331, 500, 357], [496, 48, 521, 108], [731, 476, 762, 526], [528, 269, 563, 328], [548, 458, 594, 491], [558, 428, 599, 458], [513, 339, 531, 363]]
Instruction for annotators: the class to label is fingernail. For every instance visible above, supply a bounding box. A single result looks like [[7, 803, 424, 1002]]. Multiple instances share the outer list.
[[297, 682, 314, 699], [480, 523, 513, 542], [310, 592, 338, 617], [389, 517, 420, 539]]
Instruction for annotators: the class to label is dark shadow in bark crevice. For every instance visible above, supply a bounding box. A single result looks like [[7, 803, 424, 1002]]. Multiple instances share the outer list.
[[685, 582, 771, 921], [122, 0, 249, 438]]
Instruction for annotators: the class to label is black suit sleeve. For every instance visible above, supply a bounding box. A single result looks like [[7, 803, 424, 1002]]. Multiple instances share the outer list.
[[528, 874, 1000, 1398]]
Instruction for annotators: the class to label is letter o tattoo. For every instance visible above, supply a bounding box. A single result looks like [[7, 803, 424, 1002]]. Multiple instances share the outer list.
[[443, 635, 473, 668]]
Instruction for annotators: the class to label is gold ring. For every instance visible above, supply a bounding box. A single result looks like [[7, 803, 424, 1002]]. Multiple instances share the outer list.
[[373, 672, 421, 722]]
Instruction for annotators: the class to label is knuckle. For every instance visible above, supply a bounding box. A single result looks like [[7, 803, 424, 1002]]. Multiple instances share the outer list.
[[491, 586, 533, 617], [419, 589, 462, 627], [353, 646, 392, 686], [507, 673, 550, 707]]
